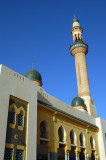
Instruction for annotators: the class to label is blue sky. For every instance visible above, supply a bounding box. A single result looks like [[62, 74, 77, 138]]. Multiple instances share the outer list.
[[0, 1, 106, 119]]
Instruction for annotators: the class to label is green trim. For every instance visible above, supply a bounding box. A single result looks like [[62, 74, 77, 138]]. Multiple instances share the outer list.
[[38, 100, 98, 129], [70, 42, 88, 52]]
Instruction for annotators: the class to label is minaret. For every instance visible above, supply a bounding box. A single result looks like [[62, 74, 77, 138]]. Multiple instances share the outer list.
[[70, 17, 97, 117]]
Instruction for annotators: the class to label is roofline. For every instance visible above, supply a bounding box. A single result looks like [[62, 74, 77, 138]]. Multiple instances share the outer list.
[[38, 100, 98, 130]]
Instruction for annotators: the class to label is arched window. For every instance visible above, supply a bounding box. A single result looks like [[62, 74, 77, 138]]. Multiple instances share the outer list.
[[40, 121, 46, 138], [90, 136, 95, 149], [79, 133, 85, 146], [18, 111, 23, 126], [9, 107, 15, 124], [58, 127, 63, 142], [40, 121, 49, 139], [70, 130, 74, 144], [80, 133, 83, 146], [58, 126, 66, 143]]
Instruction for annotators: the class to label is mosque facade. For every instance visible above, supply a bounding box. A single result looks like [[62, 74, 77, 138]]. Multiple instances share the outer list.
[[0, 18, 106, 160]]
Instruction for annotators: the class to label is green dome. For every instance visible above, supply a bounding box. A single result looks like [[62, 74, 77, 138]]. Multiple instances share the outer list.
[[71, 97, 85, 107], [24, 69, 42, 84], [72, 18, 79, 23]]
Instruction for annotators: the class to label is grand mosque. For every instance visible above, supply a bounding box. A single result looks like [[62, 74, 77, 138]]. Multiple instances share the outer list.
[[0, 18, 106, 160]]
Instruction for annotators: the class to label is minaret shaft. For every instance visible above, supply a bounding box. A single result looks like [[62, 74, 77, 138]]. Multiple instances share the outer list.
[[75, 52, 90, 96], [70, 18, 97, 117]]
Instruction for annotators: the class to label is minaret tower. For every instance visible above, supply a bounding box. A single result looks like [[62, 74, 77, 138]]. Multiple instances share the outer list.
[[70, 17, 97, 117]]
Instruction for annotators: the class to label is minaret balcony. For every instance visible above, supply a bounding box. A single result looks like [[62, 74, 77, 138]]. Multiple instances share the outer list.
[[70, 42, 88, 56]]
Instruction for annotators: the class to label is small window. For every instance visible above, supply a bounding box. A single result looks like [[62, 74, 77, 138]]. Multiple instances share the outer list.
[[18, 114, 23, 126], [9, 112, 15, 124], [16, 150, 24, 160], [4, 148, 13, 160]]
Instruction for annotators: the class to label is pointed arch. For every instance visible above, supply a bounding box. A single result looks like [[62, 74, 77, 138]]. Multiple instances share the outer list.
[[18, 106, 25, 116], [70, 130, 77, 145], [9, 104, 17, 128], [9, 104, 18, 113], [90, 136, 95, 149], [58, 126, 66, 142], [70, 130, 74, 144], [79, 133, 86, 146], [40, 120, 49, 138], [18, 107, 25, 130]]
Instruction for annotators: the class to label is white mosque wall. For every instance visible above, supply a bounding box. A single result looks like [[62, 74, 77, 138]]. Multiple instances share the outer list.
[[0, 65, 37, 160], [96, 118, 106, 160]]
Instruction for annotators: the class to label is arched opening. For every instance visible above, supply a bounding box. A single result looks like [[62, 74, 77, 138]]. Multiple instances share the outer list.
[[80, 133, 83, 146], [79, 133, 85, 147], [70, 130, 77, 145], [90, 137, 96, 160], [58, 126, 66, 160], [70, 130, 74, 144], [90, 136, 95, 149], [58, 126, 64, 142], [37, 121, 49, 160], [69, 130, 76, 160], [79, 133, 86, 160], [40, 120, 49, 139]]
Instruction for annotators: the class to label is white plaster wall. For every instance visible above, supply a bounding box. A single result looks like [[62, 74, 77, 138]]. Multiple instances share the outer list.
[[38, 87, 96, 126], [96, 118, 106, 160], [0, 65, 37, 160]]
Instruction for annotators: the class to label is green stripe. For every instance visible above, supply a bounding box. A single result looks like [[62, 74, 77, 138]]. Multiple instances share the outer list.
[[38, 100, 98, 129]]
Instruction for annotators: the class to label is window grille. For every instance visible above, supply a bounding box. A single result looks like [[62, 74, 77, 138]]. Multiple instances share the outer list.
[[18, 114, 23, 126], [16, 150, 24, 160], [4, 148, 12, 160], [9, 112, 15, 124]]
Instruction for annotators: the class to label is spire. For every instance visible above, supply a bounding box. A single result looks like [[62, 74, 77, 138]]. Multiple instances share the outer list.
[[71, 17, 83, 43], [32, 62, 34, 70], [72, 15, 79, 24]]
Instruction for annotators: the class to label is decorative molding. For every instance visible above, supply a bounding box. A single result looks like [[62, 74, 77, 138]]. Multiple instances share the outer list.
[[5, 143, 14, 149], [70, 43, 88, 56]]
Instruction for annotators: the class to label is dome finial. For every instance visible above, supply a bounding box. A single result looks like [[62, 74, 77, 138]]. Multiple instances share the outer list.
[[32, 62, 34, 70], [72, 15, 79, 23], [74, 14, 76, 19]]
